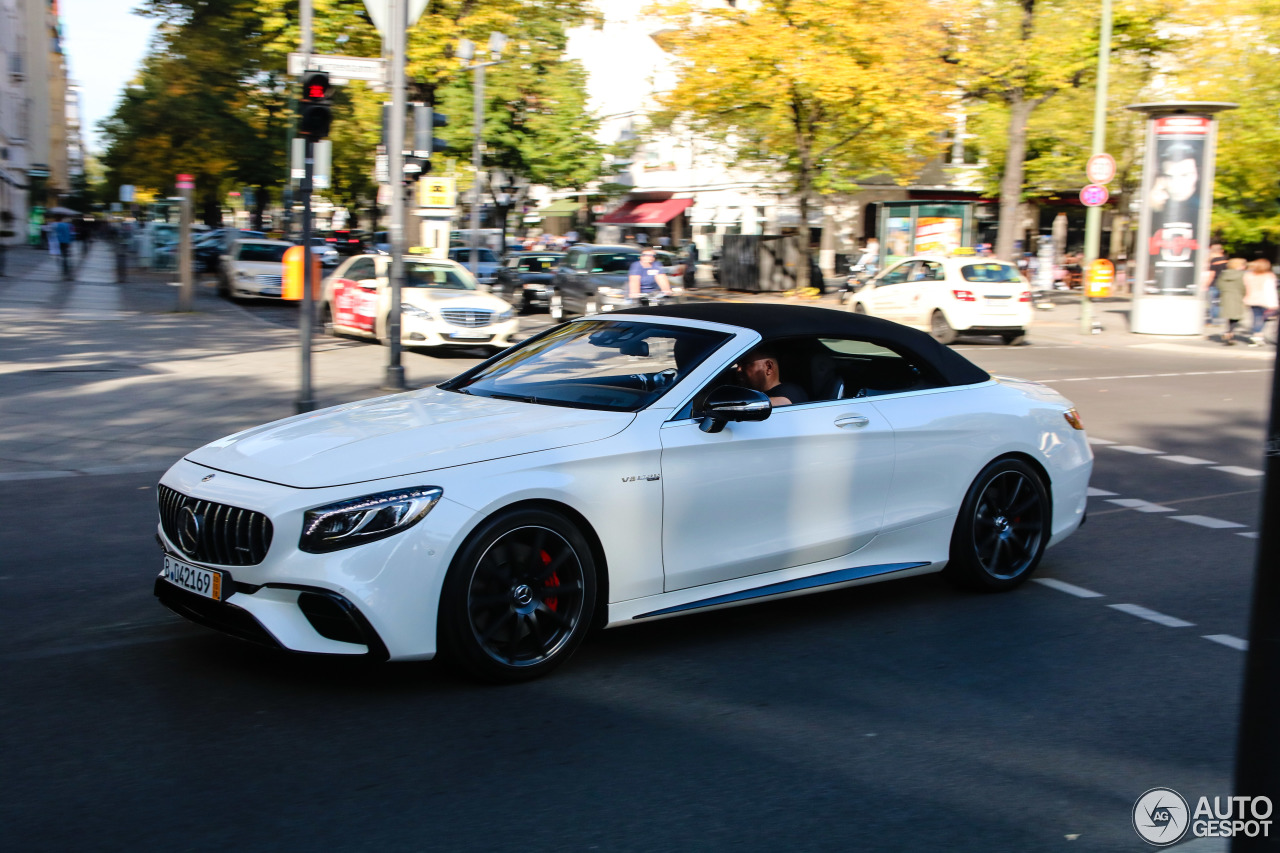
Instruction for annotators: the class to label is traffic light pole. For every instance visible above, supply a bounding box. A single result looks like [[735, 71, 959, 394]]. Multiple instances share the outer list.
[[296, 137, 316, 414], [384, 0, 406, 391], [1080, 0, 1111, 334]]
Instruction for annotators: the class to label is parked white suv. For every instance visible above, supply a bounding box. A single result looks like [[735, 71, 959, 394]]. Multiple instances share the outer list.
[[849, 255, 1033, 344]]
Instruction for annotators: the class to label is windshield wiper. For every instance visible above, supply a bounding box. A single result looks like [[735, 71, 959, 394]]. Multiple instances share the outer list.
[[476, 389, 541, 405]]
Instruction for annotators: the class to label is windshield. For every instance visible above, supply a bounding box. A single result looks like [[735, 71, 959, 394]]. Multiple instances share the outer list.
[[961, 263, 1021, 283], [453, 248, 498, 263], [405, 263, 477, 290], [444, 320, 732, 412], [519, 255, 561, 272], [591, 252, 639, 273], [237, 244, 289, 263]]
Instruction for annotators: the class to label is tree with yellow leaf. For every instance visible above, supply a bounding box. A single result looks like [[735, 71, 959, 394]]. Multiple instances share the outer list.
[[653, 0, 952, 290]]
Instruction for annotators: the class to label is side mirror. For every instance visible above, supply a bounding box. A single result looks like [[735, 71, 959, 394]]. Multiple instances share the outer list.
[[697, 385, 771, 433]]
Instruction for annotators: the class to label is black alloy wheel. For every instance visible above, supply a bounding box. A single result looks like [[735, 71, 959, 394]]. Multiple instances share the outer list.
[[852, 302, 867, 315], [439, 508, 597, 682], [945, 458, 1050, 591]]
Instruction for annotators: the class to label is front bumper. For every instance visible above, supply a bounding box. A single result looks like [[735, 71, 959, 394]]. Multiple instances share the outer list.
[[401, 316, 519, 348]]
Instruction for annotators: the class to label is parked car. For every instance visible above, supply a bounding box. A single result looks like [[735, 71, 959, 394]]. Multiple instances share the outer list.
[[303, 237, 340, 269], [319, 254, 518, 351], [550, 244, 683, 319], [199, 229, 266, 276], [492, 251, 565, 313], [153, 302, 1092, 682], [324, 229, 367, 257], [447, 246, 501, 287], [847, 255, 1033, 345], [217, 239, 293, 300]]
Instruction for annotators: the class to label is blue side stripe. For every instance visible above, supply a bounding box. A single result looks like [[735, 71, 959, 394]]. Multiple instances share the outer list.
[[633, 561, 931, 619]]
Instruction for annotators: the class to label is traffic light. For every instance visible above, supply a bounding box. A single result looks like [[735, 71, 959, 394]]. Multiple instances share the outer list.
[[298, 71, 332, 140], [413, 104, 449, 165]]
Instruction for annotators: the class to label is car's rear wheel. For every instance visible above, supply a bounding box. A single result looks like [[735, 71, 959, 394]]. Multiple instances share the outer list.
[[931, 310, 957, 344], [1001, 331, 1025, 346], [438, 508, 597, 682], [319, 303, 336, 336], [945, 458, 1049, 591]]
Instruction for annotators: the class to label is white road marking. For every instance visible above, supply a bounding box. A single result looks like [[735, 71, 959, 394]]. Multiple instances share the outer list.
[[1033, 578, 1104, 598], [1203, 634, 1249, 651], [1086, 487, 1118, 497], [1211, 466, 1264, 477], [1159, 455, 1215, 466], [1111, 445, 1163, 455], [1170, 515, 1247, 529], [1038, 368, 1272, 383], [1106, 498, 1175, 513], [1086, 437, 1116, 445], [0, 470, 77, 482], [1237, 532, 1260, 539], [1108, 603, 1195, 628]]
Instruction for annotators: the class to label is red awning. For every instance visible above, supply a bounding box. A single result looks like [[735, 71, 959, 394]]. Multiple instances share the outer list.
[[598, 198, 694, 226]]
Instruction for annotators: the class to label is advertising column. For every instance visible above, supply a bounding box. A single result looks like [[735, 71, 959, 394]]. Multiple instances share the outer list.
[[1128, 102, 1236, 335]]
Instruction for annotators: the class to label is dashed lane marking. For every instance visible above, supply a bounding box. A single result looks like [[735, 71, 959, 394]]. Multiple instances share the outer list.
[[1203, 634, 1249, 651], [1238, 532, 1260, 539], [1111, 445, 1163, 455], [1159, 455, 1215, 466], [1038, 368, 1271, 384], [1211, 466, 1264, 477], [1032, 578, 1104, 598], [1105, 498, 1175, 513], [1170, 515, 1248, 530], [1086, 437, 1115, 445], [1086, 487, 1118, 497], [1108, 603, 1195, 628]]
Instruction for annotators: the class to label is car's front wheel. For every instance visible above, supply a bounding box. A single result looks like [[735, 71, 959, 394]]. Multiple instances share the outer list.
[[945, 458, 1050, 591], [852, 302, 867, 315], [438, 507, 598, 682]]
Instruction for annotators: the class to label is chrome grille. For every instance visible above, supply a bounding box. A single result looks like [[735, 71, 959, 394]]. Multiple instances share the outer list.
[[158, 484, 273, 566], [256, 274, 283, 290], [440, 308, 494, 328]]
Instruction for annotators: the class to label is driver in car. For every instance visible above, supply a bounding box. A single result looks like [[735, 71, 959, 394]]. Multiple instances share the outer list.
[[736, 346, 808, 407]]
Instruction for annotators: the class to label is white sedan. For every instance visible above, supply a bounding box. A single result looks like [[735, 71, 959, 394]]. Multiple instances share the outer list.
[[217, 239, 294, 300], [849, 255, 1034, 345], [319, 254, 518, 352], [153, 303, 1092, 682]]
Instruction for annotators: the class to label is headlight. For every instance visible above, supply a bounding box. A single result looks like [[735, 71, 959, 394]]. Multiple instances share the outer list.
[[401, 304, 433, 319], [497, 308, 514, 322], [299, 486, 442, 554]]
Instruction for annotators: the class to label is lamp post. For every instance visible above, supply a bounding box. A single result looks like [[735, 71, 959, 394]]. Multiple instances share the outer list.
[[457, 33, 507, 280]]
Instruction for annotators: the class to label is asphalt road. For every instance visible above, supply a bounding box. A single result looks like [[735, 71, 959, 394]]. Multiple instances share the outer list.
[[0, 323, 1268, 852]]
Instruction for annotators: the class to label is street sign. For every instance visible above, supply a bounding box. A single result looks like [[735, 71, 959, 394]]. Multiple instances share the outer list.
[[1086, 258, 1115, 297], [287, 52, 386, 83], [418, 176, 456, 208], [176, 173, 194, 190], [1080, 183, 1109, 207], [362, 0, 430, 37], [1086, 153, 1116, 185]]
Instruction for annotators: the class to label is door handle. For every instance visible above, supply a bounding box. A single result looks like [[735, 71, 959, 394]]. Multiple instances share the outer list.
[[835, 414, 870, 429]]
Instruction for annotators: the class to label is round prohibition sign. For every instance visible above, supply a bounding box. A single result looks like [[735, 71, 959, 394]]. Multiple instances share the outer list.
[[1080, 184, 1110, 207]]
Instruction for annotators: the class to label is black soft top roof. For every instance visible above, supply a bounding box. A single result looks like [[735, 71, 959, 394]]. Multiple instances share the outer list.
[[611, 302, 991, 387]]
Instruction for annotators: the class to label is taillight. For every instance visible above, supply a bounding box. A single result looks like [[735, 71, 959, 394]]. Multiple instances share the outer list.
[[1019, 291, 1031, 302], [325, 237, 337, 242], [1063, 408, 1085, 430], [952, 289, 976, 302]]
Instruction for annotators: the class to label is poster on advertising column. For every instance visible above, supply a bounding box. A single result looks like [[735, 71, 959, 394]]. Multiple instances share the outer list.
[[1144, 116, 1209, 296]]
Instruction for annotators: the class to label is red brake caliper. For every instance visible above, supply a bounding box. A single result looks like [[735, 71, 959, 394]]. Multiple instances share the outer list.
[[540, 549, 559, 611]]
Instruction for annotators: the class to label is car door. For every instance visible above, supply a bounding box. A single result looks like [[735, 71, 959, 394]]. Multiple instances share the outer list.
[[861, 260, 915, 320], [902, 260, 946, 327], [659, 382, 896, 591], [561, 249, 592, 313], [331, 257, 379, 335]]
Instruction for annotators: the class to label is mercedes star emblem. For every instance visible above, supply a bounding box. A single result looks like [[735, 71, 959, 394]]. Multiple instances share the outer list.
[[178, 506, 202, 556]]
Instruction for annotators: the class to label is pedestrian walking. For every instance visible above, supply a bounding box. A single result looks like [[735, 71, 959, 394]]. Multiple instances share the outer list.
[[53, 216, 73, 278], [1242, 257, 1278, 345], [1205, 243, 1226, 324], [1216, 257, 1247, 345]]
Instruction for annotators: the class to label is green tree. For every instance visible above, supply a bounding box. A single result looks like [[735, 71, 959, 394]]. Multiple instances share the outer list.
[[653, 0, 953, 290]]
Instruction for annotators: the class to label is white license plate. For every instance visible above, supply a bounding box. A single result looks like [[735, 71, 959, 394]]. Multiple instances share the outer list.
[[449, 332, 491, 340], [160, 555, 223, 601]]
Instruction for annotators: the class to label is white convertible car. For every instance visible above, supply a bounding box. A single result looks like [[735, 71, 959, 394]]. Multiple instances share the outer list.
[[154, 304, 1092, 681]]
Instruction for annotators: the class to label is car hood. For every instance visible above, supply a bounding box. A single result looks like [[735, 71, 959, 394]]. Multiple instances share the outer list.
[[185, 388, 633, 488], [401, 289, 510, 312]]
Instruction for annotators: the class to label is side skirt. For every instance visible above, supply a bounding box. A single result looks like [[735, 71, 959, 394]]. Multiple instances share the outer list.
[[631, 561, 931, 621]]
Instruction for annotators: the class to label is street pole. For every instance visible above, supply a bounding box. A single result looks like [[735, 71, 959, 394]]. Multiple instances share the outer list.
[[296, 138, 316, 413], [177, 183, 193, 311], [385, 0, 406, 390], [1080, 0, 1111, 334], [470, 62, 484, 281]]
